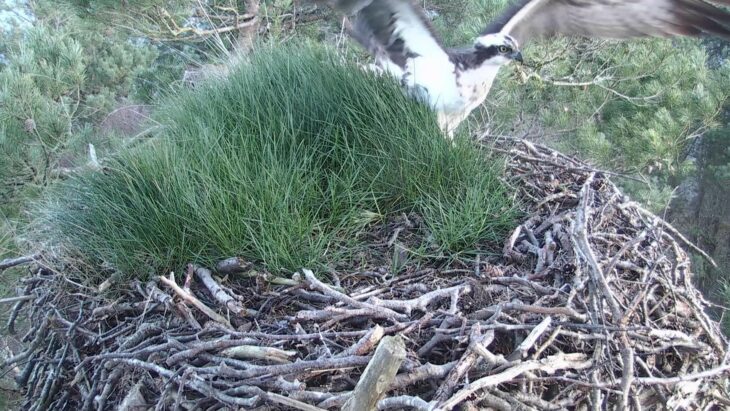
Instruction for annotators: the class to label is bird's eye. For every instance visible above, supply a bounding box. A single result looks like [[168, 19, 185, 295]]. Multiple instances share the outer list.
[[498, 46, 510, 53]]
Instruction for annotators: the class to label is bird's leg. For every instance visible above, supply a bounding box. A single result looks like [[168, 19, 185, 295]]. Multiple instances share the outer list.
[[437, 112, 459, 141], [438, 110, 473, 141]]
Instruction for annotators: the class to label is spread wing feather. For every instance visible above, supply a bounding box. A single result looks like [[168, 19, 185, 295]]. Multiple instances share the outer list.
[[314, 0, 451, 69], [485, 0, 730, 45]]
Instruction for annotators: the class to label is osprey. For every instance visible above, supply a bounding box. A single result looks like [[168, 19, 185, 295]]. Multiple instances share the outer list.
[[316, 0, 730, 136]]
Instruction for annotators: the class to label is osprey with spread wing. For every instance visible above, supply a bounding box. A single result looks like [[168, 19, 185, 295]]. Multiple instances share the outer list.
[[315, 0, 730, 136]]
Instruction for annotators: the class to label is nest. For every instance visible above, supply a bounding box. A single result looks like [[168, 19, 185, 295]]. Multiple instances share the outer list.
[[3, 138, 729, 410]]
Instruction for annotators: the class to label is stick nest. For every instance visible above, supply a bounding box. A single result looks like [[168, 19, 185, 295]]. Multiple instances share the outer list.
[[5, 138, 729, 410]]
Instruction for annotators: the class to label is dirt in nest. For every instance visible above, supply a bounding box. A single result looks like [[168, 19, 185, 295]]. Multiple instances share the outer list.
[[2, 137, 728, 410]]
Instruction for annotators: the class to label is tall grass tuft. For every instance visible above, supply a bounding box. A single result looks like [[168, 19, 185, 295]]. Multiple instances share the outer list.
[[33, 42, 518, 280]]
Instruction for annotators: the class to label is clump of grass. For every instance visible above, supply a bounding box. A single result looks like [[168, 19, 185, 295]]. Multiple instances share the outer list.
[[33, 42, 518, 280]]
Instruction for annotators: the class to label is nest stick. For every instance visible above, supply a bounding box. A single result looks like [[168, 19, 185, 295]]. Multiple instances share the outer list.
[[159, 273, 232, 328]]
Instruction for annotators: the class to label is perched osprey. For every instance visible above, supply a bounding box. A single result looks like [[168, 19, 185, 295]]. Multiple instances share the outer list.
[[316, 0, 730, 136]]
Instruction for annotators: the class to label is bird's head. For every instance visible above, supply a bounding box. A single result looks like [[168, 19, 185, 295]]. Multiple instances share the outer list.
[[473, 33, 523, 66]]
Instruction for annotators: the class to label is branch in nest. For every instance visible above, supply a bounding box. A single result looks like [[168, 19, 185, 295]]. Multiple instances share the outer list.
[[377, 396, 432, 410], [343, 335, 406, 411], [317, 360, 459, 409], [165, 337, 264, 366], [337, 325, 385, 357], [301, 269, 407, 321], [159, 273, 232, 328], [193, 265, 258, 317], [252, 387, 328, 411], [294, 306, 403, 323], [0, 254, 38, 271], [3, 317, 49, 368], [91, 301, 158, 319], [636, 364, 730, 386], [0, 295, 34, 304], [630, 202, 717, 267], [216, 355, 373, 380], [507, 315, 552, 361], [405, 360, 459, 382], [433, 324, 494, 402], [473, 303, 586, 322], [571, 172, 623, 321], [439, 353, 593, 410], [368, 283, 472, 315], [110, 358, 258, 407], [221, 345, 297, 365]]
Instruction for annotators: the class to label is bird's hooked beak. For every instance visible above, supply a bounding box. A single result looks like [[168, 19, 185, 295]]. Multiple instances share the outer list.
[[510, 51, 524, 64]]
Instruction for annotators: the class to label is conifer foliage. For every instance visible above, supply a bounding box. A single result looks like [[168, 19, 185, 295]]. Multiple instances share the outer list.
[[0, 4, 157, 213]]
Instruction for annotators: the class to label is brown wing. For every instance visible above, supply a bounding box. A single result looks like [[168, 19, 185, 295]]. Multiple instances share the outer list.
[[484, 0, 730, 46]]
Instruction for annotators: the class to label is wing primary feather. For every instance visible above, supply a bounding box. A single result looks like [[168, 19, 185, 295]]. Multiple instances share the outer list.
[[481, 0, 534, 35], [484, 0, 730, 45], [327, 0, 449, 70], [683, 2, 730, 38]]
